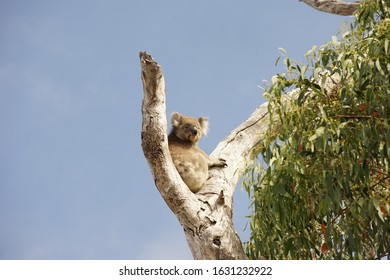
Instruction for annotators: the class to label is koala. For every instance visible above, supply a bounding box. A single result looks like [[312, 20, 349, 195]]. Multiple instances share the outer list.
[[168, 112, 227, 193]]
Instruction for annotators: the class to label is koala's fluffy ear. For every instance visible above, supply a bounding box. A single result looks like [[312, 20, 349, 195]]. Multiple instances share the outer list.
[[171, 112, 182, 128], [198, 117, 209, 136]]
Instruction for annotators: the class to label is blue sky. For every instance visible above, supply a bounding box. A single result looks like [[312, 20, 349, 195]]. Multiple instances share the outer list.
[[0, 0, 353, 259]]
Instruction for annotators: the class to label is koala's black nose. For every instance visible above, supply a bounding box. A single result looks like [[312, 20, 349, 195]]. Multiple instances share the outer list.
[[190, 125, 198, 135]]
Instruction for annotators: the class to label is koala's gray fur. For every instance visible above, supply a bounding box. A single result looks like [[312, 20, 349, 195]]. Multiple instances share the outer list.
[[168, 112, 227, 193]]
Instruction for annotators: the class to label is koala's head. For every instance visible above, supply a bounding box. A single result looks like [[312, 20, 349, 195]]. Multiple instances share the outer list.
[[170, 112, 209, 143]]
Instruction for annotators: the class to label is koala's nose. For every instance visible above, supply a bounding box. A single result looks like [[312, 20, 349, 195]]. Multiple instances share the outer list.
[[192, 129, 198, 135]]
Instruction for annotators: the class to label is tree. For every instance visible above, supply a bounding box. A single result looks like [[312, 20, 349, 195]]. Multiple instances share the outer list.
[[244, 0, 389, 259], [140, 0, 389, 259]]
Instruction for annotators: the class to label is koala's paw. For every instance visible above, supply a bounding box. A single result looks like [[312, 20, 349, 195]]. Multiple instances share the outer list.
[[212, 158, 227, 168], [219, 158, 228, 167]]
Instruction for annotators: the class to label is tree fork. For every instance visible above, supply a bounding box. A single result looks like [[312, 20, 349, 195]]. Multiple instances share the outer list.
[[139, 51, 326, 259], [139, 51, 273, 259]]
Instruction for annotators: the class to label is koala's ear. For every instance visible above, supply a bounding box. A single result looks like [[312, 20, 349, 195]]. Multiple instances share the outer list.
[[171, 112, 182, 128], [198, 117, 209, 135]]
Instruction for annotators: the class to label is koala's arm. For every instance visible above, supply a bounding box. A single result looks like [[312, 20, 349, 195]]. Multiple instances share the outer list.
[[195, 147, 227, 168]]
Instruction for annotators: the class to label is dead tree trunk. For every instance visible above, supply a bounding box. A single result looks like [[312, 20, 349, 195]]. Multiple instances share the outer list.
[[140, 52, 271, 259]]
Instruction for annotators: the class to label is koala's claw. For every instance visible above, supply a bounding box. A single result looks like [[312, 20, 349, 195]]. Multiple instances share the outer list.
[[217, 158, 228, 168]]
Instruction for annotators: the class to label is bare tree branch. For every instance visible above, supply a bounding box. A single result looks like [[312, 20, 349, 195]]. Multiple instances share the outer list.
[[300, 0, 366, 16], [140, 52, 201, 226]]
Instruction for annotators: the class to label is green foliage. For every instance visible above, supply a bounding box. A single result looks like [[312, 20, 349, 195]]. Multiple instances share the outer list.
[[243, 0, 390, 259]]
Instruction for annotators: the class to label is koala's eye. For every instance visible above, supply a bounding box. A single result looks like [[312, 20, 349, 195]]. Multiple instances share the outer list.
[[184, 124, 199, 131]]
